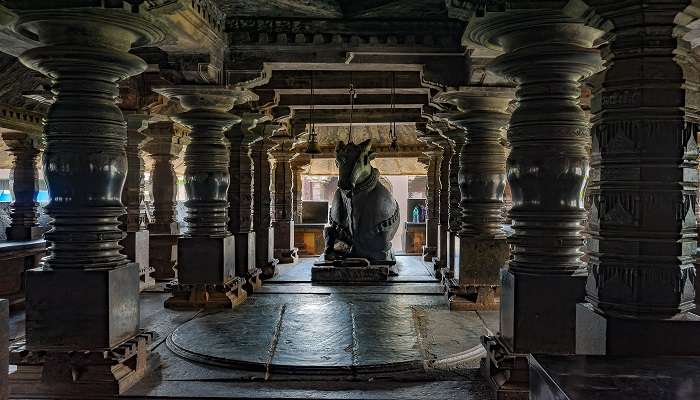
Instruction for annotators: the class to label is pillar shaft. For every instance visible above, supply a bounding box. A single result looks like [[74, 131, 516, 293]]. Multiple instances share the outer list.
[[2, 131, 42, 241], [7, 5, 164, 396], [422, 149, 441, 261], [442, 130, 467, 275], [269, 137, 298, 264], [575, 1, 700, 356], [291, 161, 307, 224], [155, 86, 250, 309], [252, 131, 278, 277], [435, 140, 453, 270]]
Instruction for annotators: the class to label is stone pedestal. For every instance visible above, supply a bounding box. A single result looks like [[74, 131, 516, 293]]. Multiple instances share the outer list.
[[154, 85, 254, 309], [5, 5, 165, 397], [143, 121, 183, 281], [0, 298, 7, 400], [269, 135, 298, 264], [450, 238, 509, 310], [251, 127, 279, 278], [311, 264, 390, 282], [1, 131, 43, 242]]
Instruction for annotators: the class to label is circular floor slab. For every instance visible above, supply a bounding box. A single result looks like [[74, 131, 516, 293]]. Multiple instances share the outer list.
[[168, 301, 432, 374]]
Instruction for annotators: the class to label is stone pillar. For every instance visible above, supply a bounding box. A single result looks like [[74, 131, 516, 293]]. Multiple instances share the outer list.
[[143, 121, 183, 281], [442, 129, 466, 277], [434, 138, 453, 275], [463, 6, 602, 398], [437, 87, 514, 310], [155, 86, 250, 309], [422, 148, 442, 261], [576, 2, 700, 356], [1, 131, 42, 241], [269, 134, 298, 264], [252, 127, 279, 278], [291, 157, 310, 224], [0, 298, 7, 400], [7, 5, 164, 397], [120, 113, 153, 291], [226, 115, 262, 293]]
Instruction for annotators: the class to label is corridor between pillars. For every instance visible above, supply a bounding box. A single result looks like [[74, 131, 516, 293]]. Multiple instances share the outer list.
[[226, 112, 264, 292], [463, 5, 603, 398], [436, 87, 514, 311], [7, 4, 165, 398], [155, 86, 253, 309]]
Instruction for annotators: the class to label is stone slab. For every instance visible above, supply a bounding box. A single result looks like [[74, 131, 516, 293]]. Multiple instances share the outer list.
[[529, 354, 700, 400], [311, 265, 389, 282], [177, 236, 235, 285]]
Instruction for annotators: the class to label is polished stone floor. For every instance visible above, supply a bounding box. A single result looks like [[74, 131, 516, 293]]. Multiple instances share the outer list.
[[9, 256, 496, 399]]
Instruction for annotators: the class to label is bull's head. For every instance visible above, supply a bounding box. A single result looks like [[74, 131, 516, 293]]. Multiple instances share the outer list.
[[335, 138, 376, 190]]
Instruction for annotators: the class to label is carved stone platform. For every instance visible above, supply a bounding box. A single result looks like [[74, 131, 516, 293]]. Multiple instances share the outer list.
[[529, 354, 700, 400], [311, 258, 397, 283]]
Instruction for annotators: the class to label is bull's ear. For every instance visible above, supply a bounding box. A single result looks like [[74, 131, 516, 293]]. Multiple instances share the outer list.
[[359, 138, 372, 152], [335, 141, 345, 153]]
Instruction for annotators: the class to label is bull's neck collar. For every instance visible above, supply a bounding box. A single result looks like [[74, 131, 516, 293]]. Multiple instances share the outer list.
[[344, 168, 379, 195]]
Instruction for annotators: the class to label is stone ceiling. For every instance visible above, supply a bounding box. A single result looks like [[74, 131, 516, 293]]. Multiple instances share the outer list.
[[213, 0, 448, 19]]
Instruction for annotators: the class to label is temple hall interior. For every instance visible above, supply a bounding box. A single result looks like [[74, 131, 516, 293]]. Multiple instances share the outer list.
[[0, 1, 699, 399]]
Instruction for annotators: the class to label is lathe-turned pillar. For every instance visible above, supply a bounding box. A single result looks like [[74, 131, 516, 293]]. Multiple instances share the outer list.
[[143, 120, 183, 281], [7, 5, 165, 397], [155, 86, 251, 309], [422, 148, 442, 261], [437, 87, 514, 311], [269, 134, 298, 264], [431, 135, 452, 276], [226, 114, 262, 293], [576, 1, 700, 356], [291, 156, 310, 224], [463, 6, 602, 398], [2, 131, 43, 241], [442, 129, 466, 278], [252, 125, 279, 278], [120, 113, 153, 291]]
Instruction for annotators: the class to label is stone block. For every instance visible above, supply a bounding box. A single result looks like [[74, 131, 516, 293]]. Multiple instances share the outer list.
[[177, 236, 235, 285], [500, 268, 586, 354], [311, 264, 389, 282], [0, 298, 7, 400], [25, 264, 140, 350], [122, 230, 153, 291], [149, 233, 178, 281], [458, 237, 509, 286], [576, 303, 700, 355]]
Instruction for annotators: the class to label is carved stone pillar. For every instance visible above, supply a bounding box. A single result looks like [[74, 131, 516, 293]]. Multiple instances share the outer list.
[[436, 87, 514, 310], [442, 129, 466, 277], [463, 5, 602, 398], [291, 157, 310, 224], [226, 114, 262, 293], [155, 86, 251, 309], [422, 148, 442, 261], [143, 121, 183, 281], [120, 113, 153, 291], [252, 125, 279, 278], [269, 134, 298, 264], [0, 298, 6, 400], [1, 131, 42, 241], [7, 5, 165, 397], [434, 137, 453, 274], [576, 2, 700, 356]]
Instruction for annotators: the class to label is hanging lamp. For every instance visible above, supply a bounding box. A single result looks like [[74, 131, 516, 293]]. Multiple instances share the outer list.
[[305, 70, 321, 154], [389, 71, 399, 151]]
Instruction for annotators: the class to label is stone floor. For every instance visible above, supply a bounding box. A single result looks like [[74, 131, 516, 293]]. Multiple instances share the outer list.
[[9, 256, 496, 399]]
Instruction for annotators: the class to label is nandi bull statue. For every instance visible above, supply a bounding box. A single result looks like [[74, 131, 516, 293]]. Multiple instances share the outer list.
[[322, 139, 400, 264]]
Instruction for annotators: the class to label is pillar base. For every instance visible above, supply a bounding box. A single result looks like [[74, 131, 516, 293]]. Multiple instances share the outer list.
[[122, 230, 154, 291], [177, 236, 235, 285], [274, 247, 298, 264], [449, 286, 500, 311], [25, 264, 140, 350], [149, 233, 178, 281], [165, 278, 248, 310], [233, 231, 256, 278], [501, 268, 586, 355], [481, 335, 529, 400], [1, 299, 7, 400], [9, 331, 155, 399], [422, 245, 437, 262], [575, 303, 700, 355], [260, 258, 279, 280], [458, 237, 509, 287], [243, 267, 263, 294], [6, 226, 43, 242]]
